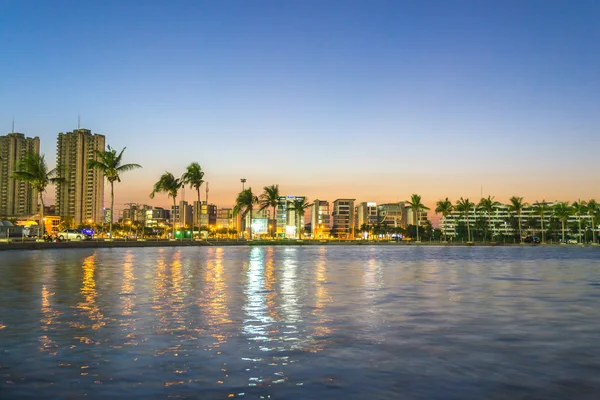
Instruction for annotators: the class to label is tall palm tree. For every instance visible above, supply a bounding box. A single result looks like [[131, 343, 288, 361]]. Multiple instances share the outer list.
[[587, 199, 598, 245], [291, 197, 312, 239], [233, 188, 258, 239], [87, 146, 141, 240], [181, 162, 205, 228], [553, 201, 573, 243], [150, 172, 183, 238], [455, 197, 475, 242], [508, 196, 528, 242], [407, 194, 430, 242], [258, 184, 280, 238], [435, 198, 453, 242], [12, 152, 63, 239], [531, 200, 550, 243], [478, 195, 501, 242], [572, 199, 587, 244]]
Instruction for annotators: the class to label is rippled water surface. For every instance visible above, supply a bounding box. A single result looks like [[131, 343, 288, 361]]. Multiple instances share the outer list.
[[1, 246, 600, 399]]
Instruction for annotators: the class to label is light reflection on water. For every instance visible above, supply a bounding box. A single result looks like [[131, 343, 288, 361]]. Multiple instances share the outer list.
[[1, 246, 600, 399]]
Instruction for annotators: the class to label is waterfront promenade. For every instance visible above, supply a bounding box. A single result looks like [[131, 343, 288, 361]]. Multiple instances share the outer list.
[[0, 238, 595, 251]]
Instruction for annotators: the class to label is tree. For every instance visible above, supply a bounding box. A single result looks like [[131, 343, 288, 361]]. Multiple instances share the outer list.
[[407, 194, 430, 242], [181, 162, 204, 228], [587, 199, 598, 245], [572, 199, 587, 243], [258, 184, 280, 238], [531, 200, 550, 243], [150, 172, 183, 238], [291, 197, 312, 239], [508, 196, 528, 241], [435, 198, 453, 242], [478, 196, 500, 242], [12, 152, 63, 239], [87, 146, 141, 240], [232, 188, 258, 239], [455, 197, 475, 242], [553, 202, 573, 243]]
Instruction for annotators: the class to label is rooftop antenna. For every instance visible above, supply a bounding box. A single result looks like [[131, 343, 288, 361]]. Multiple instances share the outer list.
[[12, 116, 15, 133], [78, 114, 81, 129]]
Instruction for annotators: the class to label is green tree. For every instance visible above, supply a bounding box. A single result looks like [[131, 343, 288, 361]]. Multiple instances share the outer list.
[[455, 197, 475, 242], [553, 202, 573, 243], [291, 197, 312, 239], [435, 197, 453, 242], [150, 172, 183, 238], [587, 199, 598, 244], [87, 146, 141, 240], [508, 196, 528, 241], [407, 194, 430, 242], [181, 162, 205, 227], [478, 195, 500, 242], [258, 184, 281, 238], [233, 188, 258, 239], [531, 200, 550, 243], [572, 199, 587, 243], [12, 152, 63, 239]]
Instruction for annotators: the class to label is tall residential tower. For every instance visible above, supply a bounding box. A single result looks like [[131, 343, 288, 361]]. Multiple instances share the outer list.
[[56, 129, 105, 225], [0, 133, 40, 216]]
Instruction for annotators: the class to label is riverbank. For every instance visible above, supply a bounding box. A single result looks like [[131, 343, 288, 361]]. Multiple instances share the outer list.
[[1, 238, 595, 251]]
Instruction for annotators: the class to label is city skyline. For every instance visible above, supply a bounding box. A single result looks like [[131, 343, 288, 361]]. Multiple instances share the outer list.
[[2, 1, 599, 211]]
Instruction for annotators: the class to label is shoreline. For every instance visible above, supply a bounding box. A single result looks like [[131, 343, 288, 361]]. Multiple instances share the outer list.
[[1, 239, 596, 251]]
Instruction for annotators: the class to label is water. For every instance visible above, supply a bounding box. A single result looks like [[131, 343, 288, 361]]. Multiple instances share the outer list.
[[1, 246, 600, 399]]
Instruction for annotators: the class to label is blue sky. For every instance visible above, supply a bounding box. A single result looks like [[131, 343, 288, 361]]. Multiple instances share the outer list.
[[1, 0, 599, 211]]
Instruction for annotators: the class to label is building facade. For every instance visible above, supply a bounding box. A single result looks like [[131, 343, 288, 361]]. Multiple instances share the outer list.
[[378, 203, 406, 228], [56, 129, 105, 225], [198, 202, 217, 227], [216, 207, 234, 229], [311, 199, 330, 238], [332, 198, 355, 238], [0, 133, 40, 216], [171, 200, 193, 228], [356, 201, 379, 229]]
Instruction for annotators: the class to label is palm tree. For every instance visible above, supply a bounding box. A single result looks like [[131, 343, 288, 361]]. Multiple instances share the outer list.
[[181, 162, 204, 228], [478, 196, 501, 242], [531, 200, 550, 243], [87, 146, 141, 240], [508, 196, 528, 242], [150, 172, 183, 239], [291, 197, 312, 239], [572, 199, 587, 244], [587, 199, 598, 245], [553, 201, 573, 243], [233, 188, 258, 239], [407, 194, 430, 242], [258, 184, 281, 238], [435, 198, 453, 242], [12, 152, 63, 239], [455, 197, 475, 242]]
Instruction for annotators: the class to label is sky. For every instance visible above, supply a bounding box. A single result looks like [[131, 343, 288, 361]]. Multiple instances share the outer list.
[[1, 0, 599, 217]]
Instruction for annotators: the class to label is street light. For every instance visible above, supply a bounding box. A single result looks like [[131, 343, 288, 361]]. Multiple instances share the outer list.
[[241, 178, 246, 191]]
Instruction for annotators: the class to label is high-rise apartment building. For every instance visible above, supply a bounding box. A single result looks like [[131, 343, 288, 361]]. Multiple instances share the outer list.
[[198, 201, 217, 227], [171, 200, 193, 228], [56, 129, 105, 225], [275, 195, 306, 238], [311, 199, 330, 238], [332, 198, 355, 238], [216, 207, 234, 229], [356, 202, 379, 229], [0, 133, 40, 216]]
